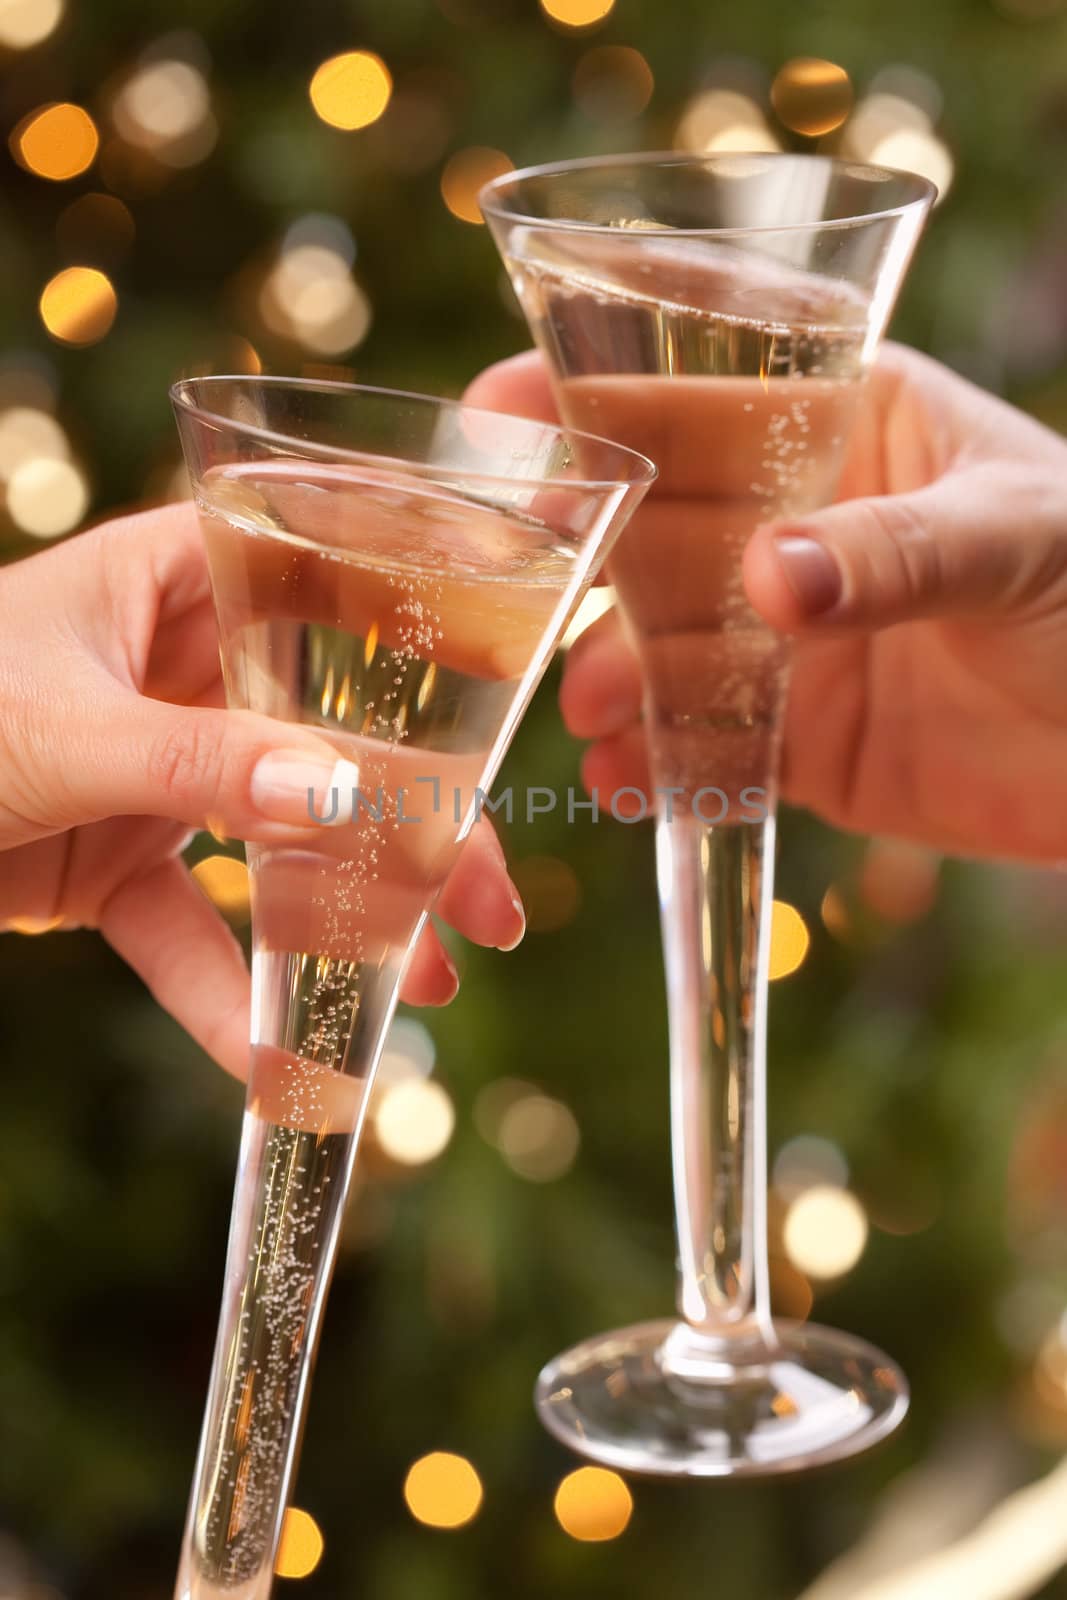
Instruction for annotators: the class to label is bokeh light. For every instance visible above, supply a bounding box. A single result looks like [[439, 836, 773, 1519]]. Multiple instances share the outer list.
[[497, 1093, 580, 1182], [674, 89, 779, 154], [191, 855, 251, 922], [868, 63, 944, 123], [554, 1468, 633, 1541], [309, 51, 392, 130], [13, 103, 98, 181], [0, 0, 63, 48], [8, 458, 88, 538], [0, 407, 68, 481], [56, 192, 135, 265], [112, 59, 216, 167], [259, 239, 372, 356], [768, 900, 810, 980], [39, 266, 117, 346], [509, 855, 581, 933], [540, 0, 615, 25], [573, 46, 654, 121], [770, 58, 854, 136], [373, 83, 453, 175], [440, 147, 513, 224], [273, 1508, 324, 1578], [375, 1078, 455, 1166], [860, 839, 941, 923], [819, 883, 851, 941], [378, 1016, 436, 1085], [773, 1134, 849, 1200], [769, 1259, 814, 1322], [783, 1184, 868, 1280], [867, 126, 954, 202], [403, 1452, 483, 1529], [472, 1076, 538, 1145]]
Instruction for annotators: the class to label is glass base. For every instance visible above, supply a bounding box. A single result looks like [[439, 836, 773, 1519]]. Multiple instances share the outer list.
[[535, 1318, 908, 1478]]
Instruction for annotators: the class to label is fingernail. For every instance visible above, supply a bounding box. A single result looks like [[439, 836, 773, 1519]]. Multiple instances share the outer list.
[[774, 535, 842, 617], [250, 751, 360, 827], [497, 891, 527, 952], [439, 946, 460, 999]]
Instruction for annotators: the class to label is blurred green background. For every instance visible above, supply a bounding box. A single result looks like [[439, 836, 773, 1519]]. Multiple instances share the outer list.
[[3, 0, 1067, 1596]]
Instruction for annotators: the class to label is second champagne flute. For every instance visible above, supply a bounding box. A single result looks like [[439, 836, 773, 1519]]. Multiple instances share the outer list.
[[482, 152, 934, 1476]]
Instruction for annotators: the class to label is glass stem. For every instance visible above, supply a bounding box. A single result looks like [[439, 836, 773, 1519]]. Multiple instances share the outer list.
[[174, 950, 399, 1600], [655, 806, 777, 1353]]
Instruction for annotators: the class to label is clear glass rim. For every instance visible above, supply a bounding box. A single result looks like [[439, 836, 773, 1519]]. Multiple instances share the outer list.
[[170, 374, 657, 492], [479, 150, 937, 238]]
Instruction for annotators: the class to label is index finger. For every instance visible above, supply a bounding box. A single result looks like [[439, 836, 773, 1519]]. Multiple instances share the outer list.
[[463, 350, 559, 423]]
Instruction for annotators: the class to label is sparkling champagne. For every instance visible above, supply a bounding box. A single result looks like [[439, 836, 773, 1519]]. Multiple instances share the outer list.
[[508, 229, 868, 802], [177, 463, 584, 1600]]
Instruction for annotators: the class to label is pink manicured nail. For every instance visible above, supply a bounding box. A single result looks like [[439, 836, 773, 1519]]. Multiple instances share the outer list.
[[774, 535, 842, 617]]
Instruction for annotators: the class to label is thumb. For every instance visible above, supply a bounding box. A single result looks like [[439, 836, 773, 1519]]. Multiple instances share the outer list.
[[52, 692, 358, 840], [743, 464, 1067, 633]]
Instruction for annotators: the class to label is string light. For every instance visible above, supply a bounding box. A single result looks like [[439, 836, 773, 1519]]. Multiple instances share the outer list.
[[769, 900, 810, 980], [553, 1468, 633, 1541], [8, 458, 88, 538], [573, 46, 654, 121], [783, 1184, 868, 1280], [374, 1078, 455, 1165], [0, 0, 63, 50], [273, 1508, 324, 1578], [403, 1452, 483, 1528], [540, 0, 615, 26], [309, 51, 392, 130], [13, 103, 98, 181], [39, 266, 117, 345], [497, 1093, 580, 1182], [440, 147, 513, 224], [112, 59, 216, 167], [770, 57, 854, 136], [191, 855, 250, 921]]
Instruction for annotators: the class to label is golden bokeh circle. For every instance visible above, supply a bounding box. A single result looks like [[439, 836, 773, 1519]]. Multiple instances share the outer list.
[[39, 266, 117, 345], [540, 0, 615, 27], [771, 58, 854, 137], [554, 1467, 633, 1541], [273, 1508, 324, 1578], [309, 51, 392, 130], [15, 102, 98, 181], [440, 147, 513, 224], [403, 1451, 483, 1529]]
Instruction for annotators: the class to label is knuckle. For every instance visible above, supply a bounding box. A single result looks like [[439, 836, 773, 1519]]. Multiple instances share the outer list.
[[147, 717, 224, 808], [858, 496, 942, 611]]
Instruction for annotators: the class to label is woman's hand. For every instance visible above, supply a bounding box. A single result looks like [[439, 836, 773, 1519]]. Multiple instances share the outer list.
[[0, 504, 525, 1076], [468, 344, 1067, 862]]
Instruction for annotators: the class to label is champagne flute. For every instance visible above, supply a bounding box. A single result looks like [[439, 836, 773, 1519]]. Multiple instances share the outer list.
[[170, 376, 653, 1598], [482, 153, 934, 1476]]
